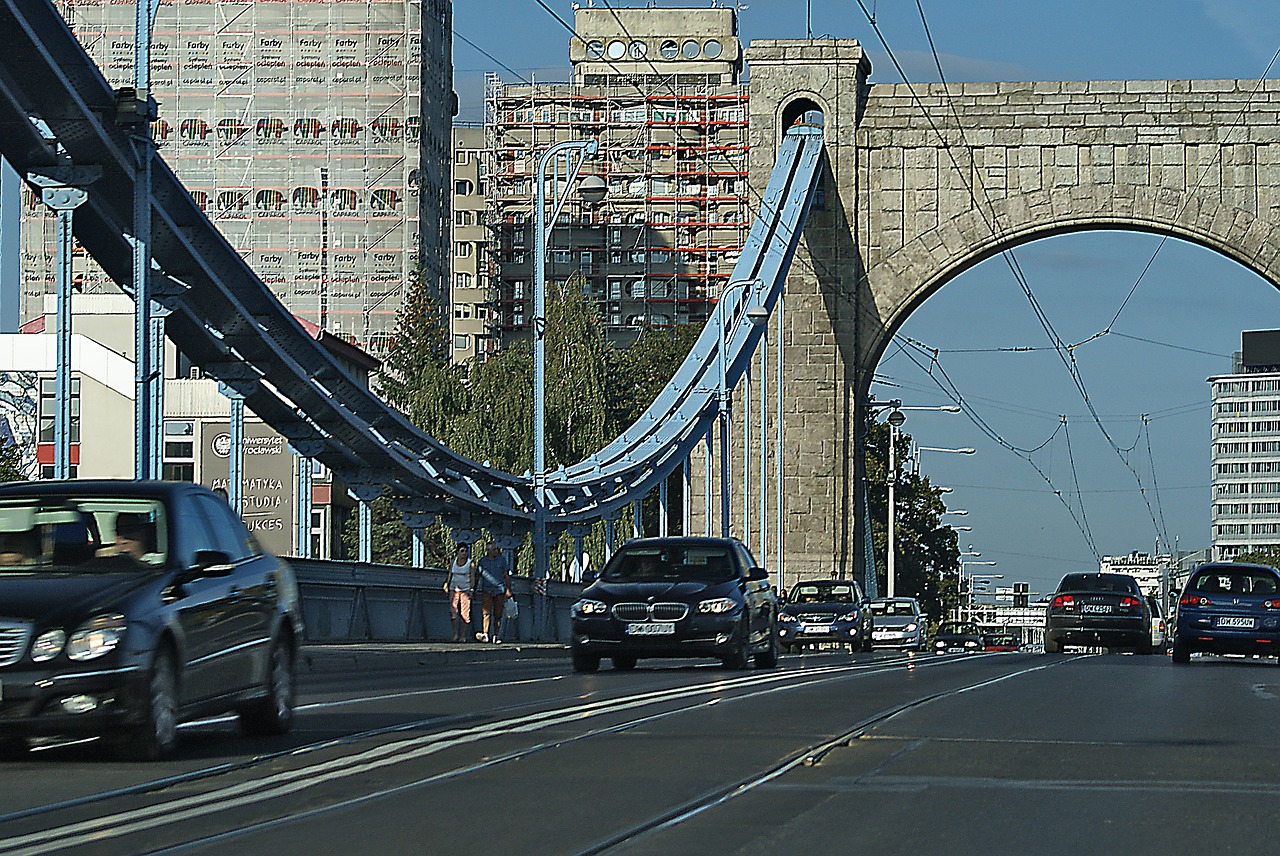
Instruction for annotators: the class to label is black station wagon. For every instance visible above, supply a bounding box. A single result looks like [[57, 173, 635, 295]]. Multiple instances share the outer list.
[[0, 480, 302, 759], [570, 537, 778, 672]]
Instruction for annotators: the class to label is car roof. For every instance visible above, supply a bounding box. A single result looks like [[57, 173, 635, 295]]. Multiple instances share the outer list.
[[620, 536, 742, 550], [0, 479, 195, 500], [1194, 561, 1279, 576]]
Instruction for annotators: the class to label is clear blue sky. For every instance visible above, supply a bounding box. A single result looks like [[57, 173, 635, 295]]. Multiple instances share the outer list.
[[452, 1, 1280, 597]]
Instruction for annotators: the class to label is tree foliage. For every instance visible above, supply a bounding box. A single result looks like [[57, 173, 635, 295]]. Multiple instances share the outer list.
[[0, 437, 25, 484], [1234, 549, 1280, 569], [350, 268, 699, 572]]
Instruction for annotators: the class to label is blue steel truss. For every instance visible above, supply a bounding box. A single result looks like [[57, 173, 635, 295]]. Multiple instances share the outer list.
[[0, 0, 825, 534]]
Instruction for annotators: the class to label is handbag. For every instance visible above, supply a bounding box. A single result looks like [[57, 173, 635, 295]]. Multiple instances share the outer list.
[[505, 595, 520, 620]]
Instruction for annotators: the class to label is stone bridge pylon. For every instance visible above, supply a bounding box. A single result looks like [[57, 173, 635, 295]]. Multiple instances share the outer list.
[[733, 39, 1280, 588]]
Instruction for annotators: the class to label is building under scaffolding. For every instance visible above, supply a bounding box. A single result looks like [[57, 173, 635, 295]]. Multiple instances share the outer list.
[[482, 6, 748, 343], [22, 0, 434, 352]]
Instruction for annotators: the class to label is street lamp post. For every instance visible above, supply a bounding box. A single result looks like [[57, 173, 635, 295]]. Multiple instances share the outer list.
[[532, 139, 604, 581], [870, 401, 962, 598], [963, 564, 999, 620]]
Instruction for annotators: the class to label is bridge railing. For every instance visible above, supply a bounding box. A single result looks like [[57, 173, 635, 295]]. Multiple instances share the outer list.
[[290, 558, 582, 644]]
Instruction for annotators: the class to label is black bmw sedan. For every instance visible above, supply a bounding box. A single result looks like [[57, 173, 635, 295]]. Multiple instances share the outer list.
[[0, 480, 302, 759], [1044, 572, 1153, 654], [570, 537, 778, 672]]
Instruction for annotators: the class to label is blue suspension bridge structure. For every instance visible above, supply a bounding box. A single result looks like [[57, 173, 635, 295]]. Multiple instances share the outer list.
[[0, 0, 826, 575]]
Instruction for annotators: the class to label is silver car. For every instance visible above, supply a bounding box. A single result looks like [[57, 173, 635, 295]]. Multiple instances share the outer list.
[[868, 597, 927, 651]]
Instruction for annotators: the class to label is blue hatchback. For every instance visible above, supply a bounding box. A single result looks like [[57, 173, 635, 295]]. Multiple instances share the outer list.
[[1172, 562, 1280, 664]]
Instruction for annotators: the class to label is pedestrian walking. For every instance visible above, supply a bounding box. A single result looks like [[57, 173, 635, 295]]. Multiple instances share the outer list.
[[473, 541, 512, 643], [444, 543, 473, 642]]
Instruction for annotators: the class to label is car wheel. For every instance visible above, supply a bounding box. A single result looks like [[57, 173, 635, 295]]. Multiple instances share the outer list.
[[239, 636, 296, 737], [611, 655, 637, 671], [572, 649, 600, 673], [117, 648, 179, 761], [1043, 637, 1061, 654], [1136, 637, 1155, 655], [862, 635, 874, 653], [720, 619, 750, 670], [1171, 637, 1192, 664], [753, 624, 779, 668]]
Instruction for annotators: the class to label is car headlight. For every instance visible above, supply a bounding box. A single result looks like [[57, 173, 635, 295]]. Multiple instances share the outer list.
[[934, 639, 946, 647], [30, 628, 66, 662], [905, 623, 918, 632], [573, 599, 609, 617], [778, 613, 797, 623], [963, 640, 978, 647], [838, 612, 858, 622], [698, 597, 738, 615], [65, 614, 126, 661]]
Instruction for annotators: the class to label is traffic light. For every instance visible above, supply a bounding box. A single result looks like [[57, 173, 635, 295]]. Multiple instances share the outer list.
[[1014, 582, 1029, 607]]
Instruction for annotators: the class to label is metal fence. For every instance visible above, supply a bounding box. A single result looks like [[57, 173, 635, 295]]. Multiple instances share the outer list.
[[290, 558, 582, 643]]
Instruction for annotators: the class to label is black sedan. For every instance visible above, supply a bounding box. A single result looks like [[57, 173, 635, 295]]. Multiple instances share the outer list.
[[1044, 572, 1153, 654], [0, 480, 302, 759], [1172, 562, 1280, 664], [570, 537, 778, 672], [931, 620, 984, 654], [779, 579, 874, 653]]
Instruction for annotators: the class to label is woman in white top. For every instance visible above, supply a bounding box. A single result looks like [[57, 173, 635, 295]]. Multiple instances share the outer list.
[[444, 543, 473, 642]]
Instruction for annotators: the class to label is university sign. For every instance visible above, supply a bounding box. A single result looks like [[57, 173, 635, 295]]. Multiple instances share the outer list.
[[201, 422, 295, 556]]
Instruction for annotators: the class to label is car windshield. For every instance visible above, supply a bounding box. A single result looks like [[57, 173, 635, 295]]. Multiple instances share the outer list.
[[937, 622, 978, 636], [789, 583, 857, 604], [1058, 573, 1137, 594], [0, 497, 168, 572], [869, 600, 916, 616], [602, 545, 736, 584], [1189, 568, 1280, 596]]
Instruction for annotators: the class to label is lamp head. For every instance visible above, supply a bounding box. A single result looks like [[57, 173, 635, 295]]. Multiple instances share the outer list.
[[577, 175, 607, 204], [746, 306, 769, 326]]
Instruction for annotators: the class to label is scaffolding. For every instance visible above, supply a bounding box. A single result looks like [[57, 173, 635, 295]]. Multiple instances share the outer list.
[[26, 0, 425, 351], [483, 70, 749, 344]]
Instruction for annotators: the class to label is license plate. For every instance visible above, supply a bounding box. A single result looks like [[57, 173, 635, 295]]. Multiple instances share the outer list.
[[873, 631, 900, 640], [1081, 604, 1112, 614], [626, 622, 675, 636], [1215, 616, 1255, 629], [802, 625, 831, 634]]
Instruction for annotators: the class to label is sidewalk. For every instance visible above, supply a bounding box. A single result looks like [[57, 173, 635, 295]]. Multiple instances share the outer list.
[[300, 640, 569, 674]]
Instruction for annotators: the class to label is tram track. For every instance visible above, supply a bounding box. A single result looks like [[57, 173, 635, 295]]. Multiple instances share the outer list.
[[0, 651, 983, 854]]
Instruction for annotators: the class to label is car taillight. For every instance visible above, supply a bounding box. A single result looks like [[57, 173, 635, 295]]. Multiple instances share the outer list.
[[1118, 596, 1140, 609], [1181, 594, 1211, 607], [1052, 594, 1075, 608], [1263, 600, 1280, 610]]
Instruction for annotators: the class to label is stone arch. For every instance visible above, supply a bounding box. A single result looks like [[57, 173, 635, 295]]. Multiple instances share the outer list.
[[774, 91, 830, 148], [860, 183, 1280, 371]]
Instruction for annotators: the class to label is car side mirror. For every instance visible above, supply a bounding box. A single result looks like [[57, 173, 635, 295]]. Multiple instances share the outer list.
[[747, 566, 768, 582], [191, 549, 234, 577], [582, 570, 597, 585]]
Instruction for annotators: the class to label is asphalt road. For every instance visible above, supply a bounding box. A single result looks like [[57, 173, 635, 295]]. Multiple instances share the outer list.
[[2, 648, 1278, 855]]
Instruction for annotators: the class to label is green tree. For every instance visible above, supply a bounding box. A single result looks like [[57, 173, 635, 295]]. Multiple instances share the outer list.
[[545, 274, 610, 466], [0, 437, 25, 483], [342, 267, 468, 566], [1234, 549, 1280, 569]]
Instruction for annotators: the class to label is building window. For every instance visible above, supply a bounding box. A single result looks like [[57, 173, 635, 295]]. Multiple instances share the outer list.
[[163, 421, 196, 482], [455, 149, 470, 165], [454, 242, 472, 258], [454, 272, 473, 289], [38, 377, 80, 444], [453, 334, 469, 350], [455, 210, 474, 227], [454, 179, 474, 196]]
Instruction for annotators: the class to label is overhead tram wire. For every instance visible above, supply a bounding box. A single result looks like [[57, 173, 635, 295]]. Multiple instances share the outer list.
[[1103, 43, 1280, 332], [863, 0, 1178, 550], [1061, 416, 1100, 559], [894, 338, 1103, 557], [455, 31, 533, 84]]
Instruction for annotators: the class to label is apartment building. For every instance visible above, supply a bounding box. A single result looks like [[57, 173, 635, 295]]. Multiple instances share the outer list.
[[1210, 330, 1280, 560], [450, 125, 490, 362], [483, 6, 749, 344], [21, 0, 437, 352]]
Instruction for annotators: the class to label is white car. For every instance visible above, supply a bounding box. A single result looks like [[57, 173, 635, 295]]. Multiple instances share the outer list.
[[1146, 596, 1167, 651]]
